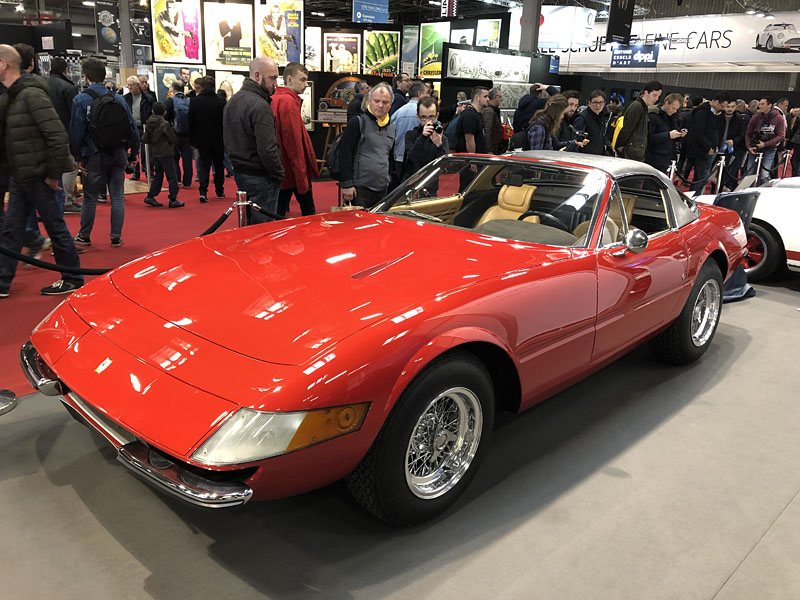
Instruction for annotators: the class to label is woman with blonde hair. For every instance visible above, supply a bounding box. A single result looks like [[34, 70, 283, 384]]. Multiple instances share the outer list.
[[528, 94, 588, 151]]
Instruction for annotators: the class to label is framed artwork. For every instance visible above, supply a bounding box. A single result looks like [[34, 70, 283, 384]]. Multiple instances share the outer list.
[[204, 2, 254, 72], [323, 32, 360, 73], [256, 1, 303, 67], [363, 30, 400, 76], [151, 0, 202, 63], [419, 22, 450, 77], [154, 63, 206, 100]]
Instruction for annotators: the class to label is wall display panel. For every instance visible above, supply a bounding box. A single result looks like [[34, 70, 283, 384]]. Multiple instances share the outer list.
[[401, 25, 419, 76], [257, 1, 303, 68], [204, 2, 254, 72], [305, 26, 322, 72], [277, 76, 314, 130], [450, 28, 474, 46], [216, 71, 246, 96], [95, 0, 121, 57], [363, 30, 400, 76], [419, 22, 450, 77], [446, 47, 531, 83], [154, 63, 206, 100], [317, 75, 361, 123], [323, 32, 360, 73], [476, 19, 501, 48], [151, 0, 202, 64]]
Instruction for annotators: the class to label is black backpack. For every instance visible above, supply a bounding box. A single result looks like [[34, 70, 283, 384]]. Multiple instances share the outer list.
[[326, 114, 365, 181], [509, 122, 533, 152], [86, 89, 131, 151]]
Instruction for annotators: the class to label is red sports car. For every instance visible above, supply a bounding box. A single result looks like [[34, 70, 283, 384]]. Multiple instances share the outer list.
[[19, 152, 746, 525]]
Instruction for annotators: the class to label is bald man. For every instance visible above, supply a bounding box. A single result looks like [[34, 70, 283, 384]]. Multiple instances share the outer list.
[[223, 57, 284, 224], [0, 44, 83, 297]]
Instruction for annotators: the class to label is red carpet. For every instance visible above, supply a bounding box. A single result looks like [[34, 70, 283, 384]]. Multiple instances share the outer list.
[[0, 178, 342, 395]]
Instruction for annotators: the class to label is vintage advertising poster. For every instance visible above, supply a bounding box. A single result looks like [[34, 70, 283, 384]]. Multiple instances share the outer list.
[[204, 2, 254, 72], [95, 0, 121, 56], [419, 22, 450, 77], [364, 30, 400, 76], [305, 26, 322, 72], [318, 76, 361, 123], [154, 63, 205, 100], [323, 32, 360, 73], [476, 19, 501, 48], [450, 28, 474, 46], [401, 25, 419, 76], [151, 0, 202, 64], [256, 1, 303, 67]]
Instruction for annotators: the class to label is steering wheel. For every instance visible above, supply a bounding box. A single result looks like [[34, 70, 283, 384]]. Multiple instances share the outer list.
[[517, 210, 571, 233]]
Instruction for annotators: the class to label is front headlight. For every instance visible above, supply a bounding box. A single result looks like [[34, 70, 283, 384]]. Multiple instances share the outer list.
[[191, 403, 370, 466]]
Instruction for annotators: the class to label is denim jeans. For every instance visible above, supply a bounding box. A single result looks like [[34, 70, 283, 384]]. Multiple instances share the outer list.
[[63, 169, 79, 203], [723, 150, 744, 190], [278, 186, 316, 217], [197, 146, 225, 196], [233, 171, 280, 224], [174, 133, 193, 186], [148, 156, 180, 201], [133, 126, 148, 178], [745, 148, 777, 184], [80, 148, 127, 240], [0, 177, 83, 293], [690, 153, 715, 195]]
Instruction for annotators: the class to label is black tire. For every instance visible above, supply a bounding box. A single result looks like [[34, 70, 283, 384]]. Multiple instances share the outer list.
[[346, 351, 494, 526], [766, 36, 774, 51], [649, 260, 723, 366], [755, 36, 761, 49], [744, 222, 784, 282]]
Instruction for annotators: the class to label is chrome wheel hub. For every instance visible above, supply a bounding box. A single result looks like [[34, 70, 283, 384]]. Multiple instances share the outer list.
[[691, 278, 721, 347], [405, 387, 483, 500]]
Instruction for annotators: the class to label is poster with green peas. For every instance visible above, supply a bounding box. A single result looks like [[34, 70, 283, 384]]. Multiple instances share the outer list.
[[363, 30, 400, 76]]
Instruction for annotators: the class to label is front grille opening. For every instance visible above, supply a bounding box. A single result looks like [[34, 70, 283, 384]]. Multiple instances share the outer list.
[[148, 446, 258, 483]]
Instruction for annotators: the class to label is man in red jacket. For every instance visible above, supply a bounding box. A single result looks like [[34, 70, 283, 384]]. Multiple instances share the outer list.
[[271, 62, 319, 217]]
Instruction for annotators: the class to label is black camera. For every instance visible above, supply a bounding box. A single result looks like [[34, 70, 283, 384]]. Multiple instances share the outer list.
[[433, 121, 443, 134], [569, 125, 588, 143], [750, 130, 767, 149]]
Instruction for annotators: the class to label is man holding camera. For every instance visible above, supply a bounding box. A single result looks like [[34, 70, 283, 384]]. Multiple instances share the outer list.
[[744, 96, 786, 185], [401, 97, 449, 185]]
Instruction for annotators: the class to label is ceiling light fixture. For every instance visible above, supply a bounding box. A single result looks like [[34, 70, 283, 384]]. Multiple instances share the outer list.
[[72, 32, 82, 37], [765, 12, 775, 19], [15, 2, 23, 11], [82, 0, 95, 5]]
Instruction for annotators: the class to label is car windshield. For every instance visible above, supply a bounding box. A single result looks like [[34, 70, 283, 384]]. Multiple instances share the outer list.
[[372, 156, 608, 248]]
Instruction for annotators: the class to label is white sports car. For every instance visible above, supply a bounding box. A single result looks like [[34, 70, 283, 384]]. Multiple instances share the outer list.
[[755, 23, 800, 51], [697, 182, 800, 281]]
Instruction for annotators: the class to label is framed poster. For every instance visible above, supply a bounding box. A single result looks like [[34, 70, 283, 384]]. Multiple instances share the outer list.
[[446, 48, 531, 82], [419, 22, 450, 77], [323, 32, 360, 73], [95, 0, 121, 57], [476, 19, 501, 48], [318, 76, 361, 123], [151, 0, 202, 64], [363, 30, 400, 76], [401, 25, 419, 76], [216, 71, 246, 97], [305, 26, 322, 72], [450, 28, 474, 46], [204, 2, 254, 72], [154, 63, 205, 100], [256, 1, 303, 68]]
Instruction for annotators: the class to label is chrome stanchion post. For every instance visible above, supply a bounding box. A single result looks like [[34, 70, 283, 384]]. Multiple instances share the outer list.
[[667, 160, 677, 181], [755, 151, 764, 181], [782, 149, 791, 178], [716, 154, 726, 194], [143, 124, 152, 189], [236, 190, 248, 228]]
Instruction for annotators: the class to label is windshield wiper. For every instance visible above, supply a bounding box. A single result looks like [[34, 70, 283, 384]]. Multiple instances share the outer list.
[[390, 209, 442, 222]]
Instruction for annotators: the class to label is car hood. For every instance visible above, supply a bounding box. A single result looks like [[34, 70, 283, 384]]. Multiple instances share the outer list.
[[109, 211, 570, 365]]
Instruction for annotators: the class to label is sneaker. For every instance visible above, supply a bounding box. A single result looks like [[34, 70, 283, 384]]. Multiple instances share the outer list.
[[63, 202, 82, 214], [199, 195, 208, 203], [111, 238, 123, 247], [0, 290, 9, 299], [73, 235, 91, 246], [215, 192, 225, 199], [225, 172, 233, 178], [144, 197, 163, 207], [97, 195, 107, 203], [41, 279, 82, 296], [169, 199, 185, 208]]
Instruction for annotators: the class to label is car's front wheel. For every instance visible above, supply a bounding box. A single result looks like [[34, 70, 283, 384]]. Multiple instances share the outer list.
[[766, 36, 774, 51], [649, 260, 723, 365], [346, 352, 494, 526], [744, 222, 783, 281]]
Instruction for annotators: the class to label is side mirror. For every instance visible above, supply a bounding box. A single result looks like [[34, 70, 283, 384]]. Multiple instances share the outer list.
[[613, 227, 649, 256]]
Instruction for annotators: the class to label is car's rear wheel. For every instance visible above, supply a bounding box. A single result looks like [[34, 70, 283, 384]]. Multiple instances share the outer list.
[[744, 222, 783, 282], [346, 352, 494, 526], [649, 261, 723, 365]]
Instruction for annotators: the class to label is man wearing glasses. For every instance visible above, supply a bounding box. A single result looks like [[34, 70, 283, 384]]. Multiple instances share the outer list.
[[390, 73, 412, 116], [572, 90, 613, 156]]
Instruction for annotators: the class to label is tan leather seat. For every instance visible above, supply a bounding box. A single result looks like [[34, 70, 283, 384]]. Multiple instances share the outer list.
[[608, 192, 637, 229], [573, 218, 619, 246], [476, 185, 539, 227]]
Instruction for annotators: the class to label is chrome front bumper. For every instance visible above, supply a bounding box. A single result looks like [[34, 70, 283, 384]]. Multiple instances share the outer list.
[[19, 341, 253, 509]]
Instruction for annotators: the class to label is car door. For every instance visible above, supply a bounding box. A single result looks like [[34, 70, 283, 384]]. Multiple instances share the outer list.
[[593, 176, 689, 362]]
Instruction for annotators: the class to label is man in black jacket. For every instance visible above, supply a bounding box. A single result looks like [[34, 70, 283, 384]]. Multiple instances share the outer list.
[[646, 93, 685, 174], [347, 80, 369, 121], [389, 73, 411, 116], [718, 99, 746, 190], [190, 75, 226, 202], [573, 90, 611, 156], [47, 57, 81, 214], [512, 82, 560, 133], [401, 97, 449, 185], [124, 75, 153, 180], [223, 57, 284, 223], [684, 96, 718, 194]]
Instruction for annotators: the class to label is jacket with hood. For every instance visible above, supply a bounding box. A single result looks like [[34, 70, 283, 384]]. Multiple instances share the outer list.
[[745, 107, 786, 149], [616, 97, 648, 160], [270, 86, 320, 193], [188, 88, 225, 148], [142, 114, 176, 157], [46, 71, 78, 129], [685, 101, 717, 158], [222, 78, 284, 180], [0, 73, 74, 183]]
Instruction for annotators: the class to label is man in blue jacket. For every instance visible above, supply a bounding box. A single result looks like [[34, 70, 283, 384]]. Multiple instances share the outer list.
[[69, 58, 139, 248]]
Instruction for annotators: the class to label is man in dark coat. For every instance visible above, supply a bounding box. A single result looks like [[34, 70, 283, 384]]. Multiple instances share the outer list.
[[223, 57, 284, 223], [389, 72, 411, 116], [0, 45, 83, 298], [124, 75, 153, 180], [616, 80, 663, 162], [512, 83, 560, 133], [189, 75, 226, 202], [573, 90, 612, 156], [718, 99, 746, 190], [400, 97, 449, 185], [347, 80, 369, 121], [684, 96, 718, 194], [47, 57, 81, 214], [646, 93, 685, 174]]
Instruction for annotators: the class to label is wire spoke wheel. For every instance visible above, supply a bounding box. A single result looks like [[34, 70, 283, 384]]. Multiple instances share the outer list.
[[691, 278, 721, 347], [405, 387, 483, 500]]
